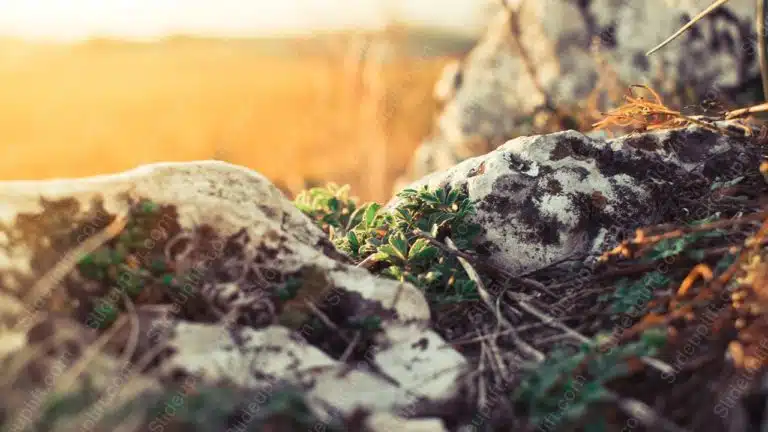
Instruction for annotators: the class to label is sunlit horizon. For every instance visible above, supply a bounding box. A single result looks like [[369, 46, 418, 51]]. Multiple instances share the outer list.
[[0, 0, 486, 41]]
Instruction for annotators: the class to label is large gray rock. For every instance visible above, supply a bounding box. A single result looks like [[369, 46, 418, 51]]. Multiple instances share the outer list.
[[0, 161, 462, 431], [391, 125, 762, 273], [399, 0, 760, 189]]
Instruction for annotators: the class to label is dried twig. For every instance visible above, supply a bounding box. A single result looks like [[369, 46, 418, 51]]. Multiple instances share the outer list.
[[726, 102, 768, 120], [646, 0, 732, 56], [612, 395, 690, 432], [339, 331, 361, 363], [593, 85, 742, 137], [507, 292, 675, 375], [445, 236, 545, 362], [304, 301, 351, 344], [119, 292, 140, 367], [412, 229, 558, 299], [758, 0, 768, 100], [23, 212, 129, 314]]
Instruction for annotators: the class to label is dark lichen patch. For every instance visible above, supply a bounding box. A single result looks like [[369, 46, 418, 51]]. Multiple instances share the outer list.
[[569, 191, 616, 242], [517, 199, 562, 246], [659, 128, 728, 164], [412, 337, 429, 351], [504, 151, 534, 173], [568, 166, 592, 181], [548, 136, 601, 162], [316, 236, 354, 265], [591, 143, 673, 182], [474, 240, 500, 257], [478, 194, 515, 216], [545, 178, 563, 195], [632, 51, 651, 71], [547, 133, 678, 184], [626, 133, 659, 151], [279, 270, 392, 363], [700, 144, 763, 181], [0, 196, 158, 321], [477, 174, 563, 247], [0, 197, 100, 293]]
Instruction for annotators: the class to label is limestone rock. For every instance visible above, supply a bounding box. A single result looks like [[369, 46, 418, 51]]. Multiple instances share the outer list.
[[366, 413, 447, 432], [399, 0, 760, 189], [391, 126, 763, 273], [0, 161, 466, 429]]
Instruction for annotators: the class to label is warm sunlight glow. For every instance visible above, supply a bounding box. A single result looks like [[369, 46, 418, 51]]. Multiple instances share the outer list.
[[0, 0, 482, 41], [0, 0, 484, 202]]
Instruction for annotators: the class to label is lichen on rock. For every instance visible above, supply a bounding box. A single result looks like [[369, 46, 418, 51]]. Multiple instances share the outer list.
[[0, 161, 464, 431]]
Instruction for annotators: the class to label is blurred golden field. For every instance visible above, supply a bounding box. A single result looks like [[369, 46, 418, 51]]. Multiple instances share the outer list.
[[0, 36, 455, 202]]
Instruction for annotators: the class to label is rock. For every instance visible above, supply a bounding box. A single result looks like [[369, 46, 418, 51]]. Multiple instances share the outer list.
[[390, 125, 763, 273], [366, 413, 448, 432], [398, 0, 761, 190], [0, 161, 466, 430]]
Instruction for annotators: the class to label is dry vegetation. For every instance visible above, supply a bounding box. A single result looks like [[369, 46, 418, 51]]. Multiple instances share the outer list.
[[0, 37, 450, 202]]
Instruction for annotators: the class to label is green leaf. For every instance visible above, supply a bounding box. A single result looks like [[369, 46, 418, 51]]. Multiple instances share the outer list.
[[397, 188, 418, 198], [328, 197, 341, 213], [93, 302, 119, 329], [408, 239, 439, 262], [150, 258, 167, 273], [347, 231, 360, 252], [640, 327, 668, 349], [436, 188, 447, 204], [364, 203, 381, 227], [429, 222, 440, 237], [78, 254, 94, 266], [585, 419, 609, 432], [140, 200, 159, 214], [561, 402, 589, 421], [382, 266, 405, 280], [374, 246, 396, 262], [581, 381, 611, 403], [453, 279, 477, 297], [715, 253, 736, 272], [419, 191, 441, 205], [91, 247, 112, 266], [394, 207, 414, 224], [447, 188, 460, 205], [351, 315, 382, 330], [388, 232, 409, 261], [161, 273, 175, 286], [423, 270, 443, 283]]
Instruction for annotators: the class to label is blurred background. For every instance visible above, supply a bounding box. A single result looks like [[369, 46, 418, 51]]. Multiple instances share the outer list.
[[0, 0, 497, 202]]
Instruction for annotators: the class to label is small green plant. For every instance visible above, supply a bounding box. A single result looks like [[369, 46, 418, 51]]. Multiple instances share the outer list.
[[293, 183, 361, 236], [340, 185, 483, 303], [643, 218, 726, 263], [33, 381, 342, 432], [295, 184, 484, 304], [599, 271, 669, 314], [514, 328, 668, 431], [76, 198, 181, 329]]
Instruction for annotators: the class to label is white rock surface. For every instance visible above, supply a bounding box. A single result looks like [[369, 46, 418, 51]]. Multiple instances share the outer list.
[[367, 413, 447, 432], [392, 126, 760, 273], [400, 0, 760, 187], [0, 161, 467, 428]]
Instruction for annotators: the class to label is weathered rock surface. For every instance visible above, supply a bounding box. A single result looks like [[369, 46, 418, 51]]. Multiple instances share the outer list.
[[399, 0, 761, 188], [0, 161, 463, 431], [391, 125, 763, 273]]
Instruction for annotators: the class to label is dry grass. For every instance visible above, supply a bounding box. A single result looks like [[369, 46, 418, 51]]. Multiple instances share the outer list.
[[592, 84, 750, 138], [0, 39, 450, 202]]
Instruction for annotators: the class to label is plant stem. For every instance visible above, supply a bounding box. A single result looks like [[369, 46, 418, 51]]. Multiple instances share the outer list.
[[759, 0, 768, 100]]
